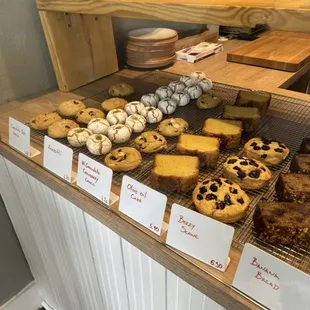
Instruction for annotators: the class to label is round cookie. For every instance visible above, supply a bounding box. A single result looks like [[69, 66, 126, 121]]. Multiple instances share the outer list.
[[134, 131, 167, 153], [244, 137, 290, 166], [108, 83, 134, 97], [107, 124, 132, 143], [171, 91, 191, 107], [57, 100, 86, 117], [104, 147, 142, 172], [76, 108, 105, 124], [168, 81, 186, 92], [86, 134, 112, 155], [47, 119, 79, 138], [157, 98, 177, 114], [67, 128, 92, 147], [196, 94, 221, 109], [223, 156, 272, 190], [185, 85, 203, 100], [140, 93, 159, 107], [141, 107, 163, 123], [30, 112, 62, 130], [101, 98, 128, 112], [87, 118, 110, 135], [179, 76, 196, 87], [192, 178, 250, 223], [124, 101, 145, 115], [197, 78, 213, 92], [125, 114, 146, 133], [155, 86, 173, 100], [190, 71, 206, 81], [106, 109, 128, 125], [158, 118, 189, 137]]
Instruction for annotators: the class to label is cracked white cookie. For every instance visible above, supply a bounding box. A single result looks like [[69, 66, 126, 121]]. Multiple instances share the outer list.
[[107, 124, 132, 143], [140, 107, 163, 123], [157, 98, 177, 114], [67, 128, 92, 147], [125, 114, 146, 133], [106, 109, 128, 125]]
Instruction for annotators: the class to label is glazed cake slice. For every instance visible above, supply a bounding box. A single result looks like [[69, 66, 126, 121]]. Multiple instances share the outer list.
[[290, 154, 310, 174]]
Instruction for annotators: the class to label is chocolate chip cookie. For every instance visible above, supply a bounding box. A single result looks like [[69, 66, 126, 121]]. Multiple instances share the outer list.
[[101, 98, 128, 112], [57, 99, 86, 117], [196, 94, 221, 109], [134, 131, 167, 153], [158, 118, 189, 137], [47, 119, 79, 138], [108, 83, 135, 97], [76, 108, 105, 124], [29, 112, 62, 130]]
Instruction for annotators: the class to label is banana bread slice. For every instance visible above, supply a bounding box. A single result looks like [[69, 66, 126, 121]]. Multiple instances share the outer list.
[[290, 154, 310, 174]]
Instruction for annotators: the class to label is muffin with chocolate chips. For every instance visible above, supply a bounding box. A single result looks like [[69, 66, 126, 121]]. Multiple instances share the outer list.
[[192, 177, 250, 223], [244, 137, 290, 166], [223, 156, 271, 190]]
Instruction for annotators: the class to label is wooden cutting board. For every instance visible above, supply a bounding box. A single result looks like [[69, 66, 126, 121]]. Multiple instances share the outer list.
[[227, 32, 310, 72]]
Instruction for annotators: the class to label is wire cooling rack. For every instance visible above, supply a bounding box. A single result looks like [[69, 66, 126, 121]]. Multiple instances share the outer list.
[[29, 71, 310, 274]]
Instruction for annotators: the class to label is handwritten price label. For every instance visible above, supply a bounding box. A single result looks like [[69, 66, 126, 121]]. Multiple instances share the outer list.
[[149, 223, 160, 233], [210, 260, 223, 270], [9, 117, 31, 157]]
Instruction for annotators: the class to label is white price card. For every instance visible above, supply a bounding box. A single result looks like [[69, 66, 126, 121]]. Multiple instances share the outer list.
[[233, 243, 310, 310], [166, 203, 234, 272], [119, 175, 167, 235], [44, 136, 75, 183]]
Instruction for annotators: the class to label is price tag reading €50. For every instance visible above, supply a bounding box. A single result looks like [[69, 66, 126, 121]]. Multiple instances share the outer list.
[[119, 175, 167, 236]]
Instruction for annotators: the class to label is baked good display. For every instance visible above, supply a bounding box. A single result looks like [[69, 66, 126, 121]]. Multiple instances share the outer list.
[[140, 107, 163, 123], [157, 98, 177, 114], [124, 101, 145, 115], [57, 100, 86, 117], [179, 75, 196, 87], [197, 78, 213, 92], [101, 98, 128, 112], [222, 106, 261, 133], [176, 134, 220, 168], [168, 81, 186, 92], [299, 138, 310, 154], [134, 131, 167, 153], [86, 134, 112, 155], [171, 91, 191, 107], [244, 137, 290, 166], [108, 83, 134, 97], [107, 124, 132, 144], [235, 90, 271, 115], [47, 119, 79, 138], [202, 118, 243, 149], [184, 85, 202, 100], [29, 112, 62, 130], [196, 94, 221, 109], [155, 86, 173, 100], [152, 154, 199, 192], [253, 202, 310, 245], [106, 109, 128, 125], [223, 156, 271, 190], [276, 173, 310, 203], [76, 108, 105, 124], [290, 154, 310, 174], [87, 118, 110, 135], [140, 93, 160, 107], [125, 114, 146, 133], [157, 118, 189, 137], [190, 71, 206, 81], [192, 178, 250, 223], [67, 128, 92, 147], [104, 147, 142, 172]]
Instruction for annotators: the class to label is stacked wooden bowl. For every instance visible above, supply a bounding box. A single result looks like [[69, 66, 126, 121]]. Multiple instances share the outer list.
[[126, 28, 178, 69]]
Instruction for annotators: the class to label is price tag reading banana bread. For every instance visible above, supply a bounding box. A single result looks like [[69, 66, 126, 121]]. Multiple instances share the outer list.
[[233, 244, 310, 310], [119, 176, 167, 235], [9, 117, 31, 157], [166, 203, 234, 272]]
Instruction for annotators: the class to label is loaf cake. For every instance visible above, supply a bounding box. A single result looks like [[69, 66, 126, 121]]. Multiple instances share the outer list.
[[290, 154, 310, 174], [276, 173, 310, 203], [299, 138, 310, 154], [235, 90, 271, 115], [253, 202, 310, 245], [202, 118, 243, 149], [222, 106, 261, 132], [152, 154, 199, 193], [176, 134, 220, 168]]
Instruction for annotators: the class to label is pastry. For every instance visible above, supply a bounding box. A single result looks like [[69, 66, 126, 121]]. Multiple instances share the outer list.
[[190, 71, 206, 81], [171, 91, 191, 107], [101, 98, 128, 112], [125, 114, 146, 133], [157, 98, 177, 115], [140, 107, 163, 123], [290, 154, 310, 174], [244, 137, 290, 166], [196, 94, 221, 109], [276, 173, 310, 203], [124, 101, 145, 115], [47, 119, 79, 138], [222, 106, 261, 133], [67, 128, 92, 147], [176, 134, 220, 168], [184, 85, 202, 100], [168, 81, 186, 92], [202, 118, 243, 149], [155, 86, 173, 100], [57, 100, 86, 117], [158, 118, 189, 137], [179, 76, 196, 87], [299, 138, 310, 154], [192, 178, 250, 223], [223, 156, 271, 190], [86, 134, 112, 155], [76, 108, 105, 124], [107, 124, 132, 144], [29, 112, 62, 130], [140, 93, 160, 107], [104, 147, 142, 172], [106, 109, 128, 125], [253, 202, 310, 245], [134, 131, 167, 153], [197, 78, 213, 92], [87, 118, 110, 135], [108, 83, 134, 97], [152, 154, 199, 192]]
